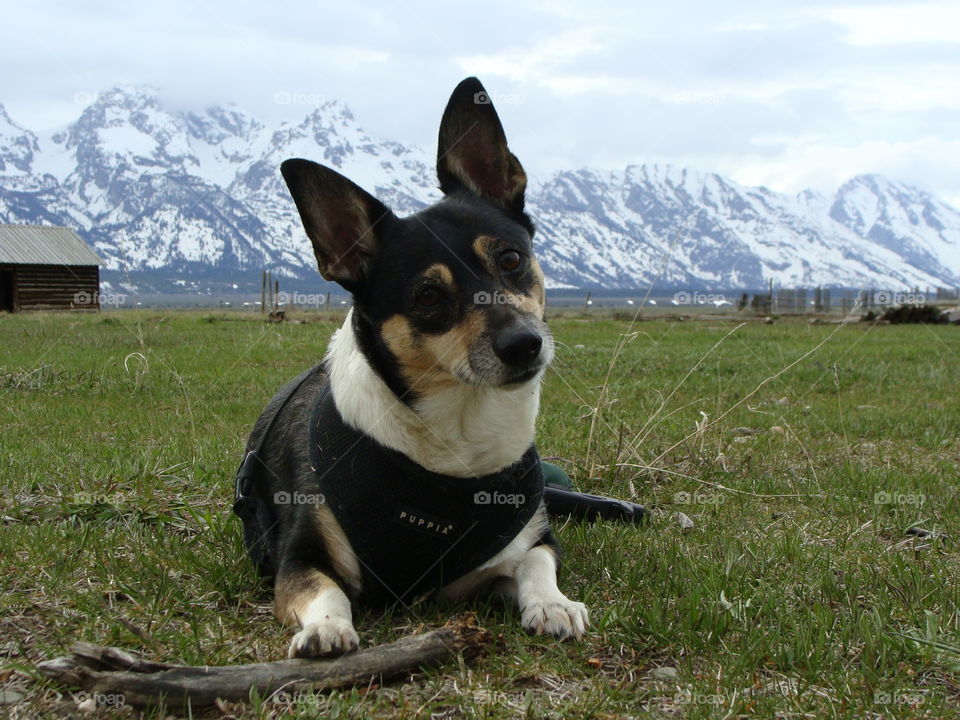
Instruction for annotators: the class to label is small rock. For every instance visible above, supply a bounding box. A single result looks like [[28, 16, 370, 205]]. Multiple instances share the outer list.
[[764, 316, 775, 324], [0, 689, 25, 705], [574, 344, 585, 349], [77, 696, 97, 713], [652, 666, 679, 680], [676, 512, 695, 531], [770, 426, 785, 434], [732, 426, 758, 436], [776, 396, 790, 406]]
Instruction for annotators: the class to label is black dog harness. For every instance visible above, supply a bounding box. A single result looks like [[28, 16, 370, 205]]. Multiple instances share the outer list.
[[234, 369, 549, 605]]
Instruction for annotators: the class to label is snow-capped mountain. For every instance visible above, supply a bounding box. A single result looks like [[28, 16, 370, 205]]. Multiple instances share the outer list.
[[829, 175, 960, 283], [530, 166, 959, 289], [1, 87, 958, 292]]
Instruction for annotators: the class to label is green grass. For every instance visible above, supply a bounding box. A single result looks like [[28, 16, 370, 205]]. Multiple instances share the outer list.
[[1, 308, 959, 718]]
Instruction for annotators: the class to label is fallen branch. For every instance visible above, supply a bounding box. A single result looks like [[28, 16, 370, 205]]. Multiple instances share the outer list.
[[38, 619, 491, 709]]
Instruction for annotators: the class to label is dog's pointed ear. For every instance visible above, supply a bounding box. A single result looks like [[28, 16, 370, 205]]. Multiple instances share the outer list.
[[281, 159, 393, 291], [437, 77, 527, 213]]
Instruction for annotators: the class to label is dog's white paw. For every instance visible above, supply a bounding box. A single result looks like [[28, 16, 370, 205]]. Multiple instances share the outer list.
[[287, 619, 359, 658], [521, 595, 589, 639]]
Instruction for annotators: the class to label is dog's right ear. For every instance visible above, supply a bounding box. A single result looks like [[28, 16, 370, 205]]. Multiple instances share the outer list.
[[280, 159, 393, 291]]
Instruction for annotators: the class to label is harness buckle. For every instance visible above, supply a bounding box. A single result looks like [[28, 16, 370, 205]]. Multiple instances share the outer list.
[[234, 450, 260, 503]]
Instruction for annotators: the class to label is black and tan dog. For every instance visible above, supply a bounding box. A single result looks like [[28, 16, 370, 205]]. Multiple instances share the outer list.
[[234, 77, 588, 658]]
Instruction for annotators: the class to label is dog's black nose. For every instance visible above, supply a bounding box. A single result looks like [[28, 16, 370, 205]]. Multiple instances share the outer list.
[[493, 328, 543, 367]]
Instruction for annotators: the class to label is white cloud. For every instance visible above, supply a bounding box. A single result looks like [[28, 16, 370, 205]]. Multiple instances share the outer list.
[[455, 28, 608, 84], [0, 0, 958, 207], [822, 2, 960, 46], [725, 136, 960, 198]]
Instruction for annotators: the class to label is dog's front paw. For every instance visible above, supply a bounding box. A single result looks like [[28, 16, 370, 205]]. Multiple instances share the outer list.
[[288, 619, 360, 658], [521, 595, 589, 639]]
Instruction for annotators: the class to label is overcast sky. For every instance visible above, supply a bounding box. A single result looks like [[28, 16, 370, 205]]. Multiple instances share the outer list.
[[3, 0, 959, 205]]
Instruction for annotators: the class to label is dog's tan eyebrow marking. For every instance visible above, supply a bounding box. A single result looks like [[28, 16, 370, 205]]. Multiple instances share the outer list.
[[422, 263, 455, 288], [472, 235, 496, 275]]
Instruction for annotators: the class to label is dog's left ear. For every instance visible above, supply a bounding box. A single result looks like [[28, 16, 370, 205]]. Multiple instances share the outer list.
[[437, 77, 527, 214]]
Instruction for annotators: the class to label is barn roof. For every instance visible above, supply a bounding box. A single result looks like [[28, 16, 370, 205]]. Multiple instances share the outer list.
[[0, 225, 103, 266]]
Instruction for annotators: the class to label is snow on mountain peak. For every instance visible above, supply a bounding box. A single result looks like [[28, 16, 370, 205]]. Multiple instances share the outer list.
[[0, 103, 39, 175], [0, 88, 959, 291]]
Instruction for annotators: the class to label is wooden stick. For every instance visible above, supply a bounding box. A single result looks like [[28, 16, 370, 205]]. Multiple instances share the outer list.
[[38, 621, 490, 709]]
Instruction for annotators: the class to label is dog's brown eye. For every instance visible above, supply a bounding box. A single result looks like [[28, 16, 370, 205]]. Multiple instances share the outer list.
[[416, 287, 442, 308], [500, 250, 522, 272]]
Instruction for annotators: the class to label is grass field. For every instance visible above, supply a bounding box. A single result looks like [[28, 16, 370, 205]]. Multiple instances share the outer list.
[[1, 308, 959, 719]]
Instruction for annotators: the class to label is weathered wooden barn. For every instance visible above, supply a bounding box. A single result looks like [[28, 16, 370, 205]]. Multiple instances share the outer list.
[[0, 225, 104, 311]]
